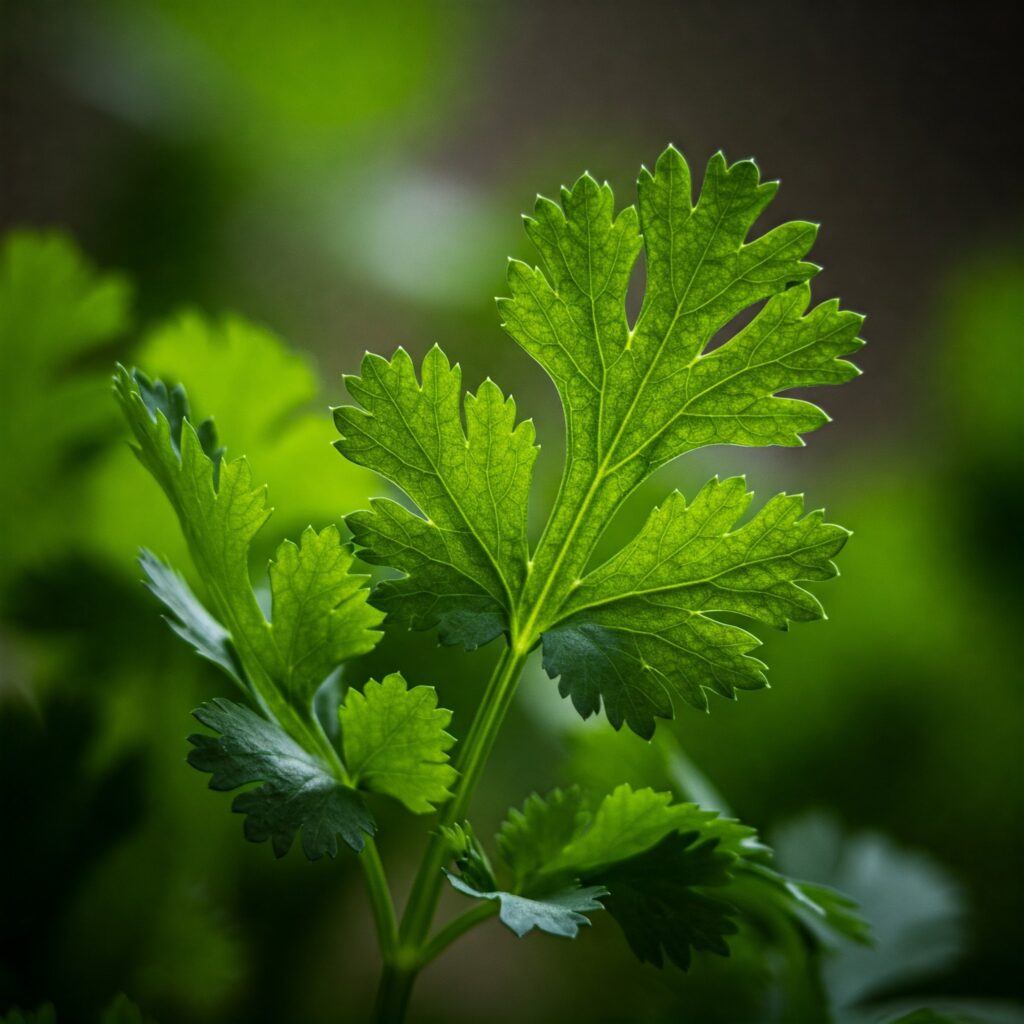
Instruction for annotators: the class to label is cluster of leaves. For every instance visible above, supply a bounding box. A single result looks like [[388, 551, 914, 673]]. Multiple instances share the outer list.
[[335, 145, 864, 737], [110, 147, 880, 1013], [114, 368, 457, 858], [443, 783, 867, 970]]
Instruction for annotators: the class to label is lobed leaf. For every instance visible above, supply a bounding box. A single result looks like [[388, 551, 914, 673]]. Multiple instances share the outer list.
[[336, 347, 537, 649], [189, 698, 374, 859], [340, 673, 457, 813], [445, 873, 607, 940]]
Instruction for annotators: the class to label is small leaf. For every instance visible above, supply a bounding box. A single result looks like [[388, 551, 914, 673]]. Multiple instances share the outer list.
[[445, 872, 606, 939], [340, 673, 457, 813], [548, 784, 753, 875], [188, 698, 374, 859], [497, 786, 588, 889], [139, 549, 242, 687], [267, 525, 384, 706], [593, 831, 737, 970], [441, 821, 497, 892]]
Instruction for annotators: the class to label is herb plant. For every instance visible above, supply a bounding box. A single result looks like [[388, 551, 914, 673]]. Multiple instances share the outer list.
[[117, 146, 865, 1022]]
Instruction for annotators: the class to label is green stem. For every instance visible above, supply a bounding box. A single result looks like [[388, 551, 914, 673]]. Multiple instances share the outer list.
[[361, 838, 398, 958], [415, 902, 498, 968], [398, 643, 528, 949], [371, 964, 416, 1024]]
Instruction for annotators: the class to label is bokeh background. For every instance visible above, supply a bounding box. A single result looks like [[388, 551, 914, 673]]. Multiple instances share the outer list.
[[1, 2, 1021, 1022]]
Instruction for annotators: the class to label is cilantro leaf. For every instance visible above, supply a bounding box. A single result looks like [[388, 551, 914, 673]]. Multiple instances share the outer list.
[[593, 831, 737, 969], [138, 549, 242, 686], [547, 783, 755, 875], [544, 477, 849, 736], [339, 673, 457, 813], [444, 873, 606, 939], [449, 784, 750, 961], [336, 146, 862, 735], [115, 367, 383, 732], [188, 698, 374, 858], [496, 786, 587, 889], [337, 347, 537, 649], [267, 526, 384, 707]]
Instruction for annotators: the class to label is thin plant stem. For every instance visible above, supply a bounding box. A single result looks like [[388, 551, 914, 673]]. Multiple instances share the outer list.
[[361, 837, 398, 958]]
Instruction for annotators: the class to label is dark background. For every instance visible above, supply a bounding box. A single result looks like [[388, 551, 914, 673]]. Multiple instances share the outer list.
[[1, 2, 1021, 1022]]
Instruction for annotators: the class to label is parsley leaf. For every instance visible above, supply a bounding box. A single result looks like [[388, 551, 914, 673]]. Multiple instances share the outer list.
[[336, 147, 862, 735], [339, 673, 457, 813], [189, 699, 375, 859]]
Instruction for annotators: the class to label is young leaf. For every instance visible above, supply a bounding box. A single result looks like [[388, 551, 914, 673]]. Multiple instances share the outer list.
[[497, 786, 588, 889], [336, 147, 863, 735], [339, 673, 457, 813], [115, 367, 383, 731], [444, 873, 607, 939], [189, 698, 374, 859], [138, 549, 243, 687], [441, 822, 498, 892]]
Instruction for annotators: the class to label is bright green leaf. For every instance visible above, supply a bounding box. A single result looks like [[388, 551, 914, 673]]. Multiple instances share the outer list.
[[340, 673, 456, 813], [497, 786, 588, 889], [266, 525, 384, 707], [336, 346, 537, 649], [544, 477, 850, 736], [337, 147, 861, 735]]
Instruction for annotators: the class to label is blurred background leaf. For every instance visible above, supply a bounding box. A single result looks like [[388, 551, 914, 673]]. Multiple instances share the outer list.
[[1, 1, 1022, 1022]]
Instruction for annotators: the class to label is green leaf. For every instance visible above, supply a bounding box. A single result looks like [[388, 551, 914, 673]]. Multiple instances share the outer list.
[[89, 312, 379, 577], [336, 146, 861, 734], [593, 831, 737, 970], [445, 872, 607, 939], [548, 783, 755, 875], [0, 231, 130, 591], [336, 346, 537, 649], [339, 673, 456, 813], [497, 786, 588, 889], [441, 821, 497, 892], [472, 784, 753, 964], [267, 525, 384, 707], [116, 367, 382, 727], [544, 477, 849, 736], [188, 698, 374, 858], [138, 549, 243, 687]]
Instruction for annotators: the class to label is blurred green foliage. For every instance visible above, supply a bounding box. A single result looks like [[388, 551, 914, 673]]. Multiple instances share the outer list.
[[1, 1, 1022, 1019]]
